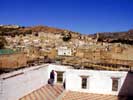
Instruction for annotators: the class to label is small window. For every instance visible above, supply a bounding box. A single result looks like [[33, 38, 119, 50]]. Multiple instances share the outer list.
[[112, 78, 119, 91], [81, 76, 88, 89], [57, 71, 64, 83], [34, 33, 38, 37]]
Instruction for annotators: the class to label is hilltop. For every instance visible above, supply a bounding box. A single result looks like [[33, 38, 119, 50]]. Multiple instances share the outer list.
[[0, 25, 80, 37], [0, 25, 133, 45], [89, 29, 133, 45]]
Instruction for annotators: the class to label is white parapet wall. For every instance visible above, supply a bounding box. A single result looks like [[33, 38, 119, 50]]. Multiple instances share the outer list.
[[0, 64, 72, 100], [0, 64, 49, 100], [65, 69, 133, 96], [47, 64, 73, 83], [1, 64, 133, 100]]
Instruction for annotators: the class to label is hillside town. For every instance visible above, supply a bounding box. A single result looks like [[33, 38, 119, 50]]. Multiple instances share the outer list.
[[0, 25, 133, 100], [1, 0, 133, 99], [0, 25, 133, 73]]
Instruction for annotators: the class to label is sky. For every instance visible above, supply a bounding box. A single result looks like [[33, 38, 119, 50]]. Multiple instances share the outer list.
[[0, 0, 133, 34]]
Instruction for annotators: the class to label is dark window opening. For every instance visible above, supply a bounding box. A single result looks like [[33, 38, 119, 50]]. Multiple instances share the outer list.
[[57, 71, 64, 83], [112, 78, 119, 91], [81, 76, 88, 89], [34, 33, 38, 37]]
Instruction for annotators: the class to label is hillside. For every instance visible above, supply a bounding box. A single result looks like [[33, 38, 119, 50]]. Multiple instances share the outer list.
[[90, 29, 133, 45], [27, 25, 65, 33], [0, 25, 133, 72], [0, 25, 80, 36], [1, 25, 133, 45]]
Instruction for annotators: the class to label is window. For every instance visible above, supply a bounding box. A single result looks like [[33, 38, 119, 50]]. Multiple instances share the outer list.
[[57, 71, 64, 83], [64, 53, 66, 55], [112, 78, 120, 91], [81, 76, 88, 89]]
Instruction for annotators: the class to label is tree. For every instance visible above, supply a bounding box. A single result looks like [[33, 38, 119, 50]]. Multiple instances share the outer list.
[[0, 36, 7, 49], [62, 32, 71, 42]]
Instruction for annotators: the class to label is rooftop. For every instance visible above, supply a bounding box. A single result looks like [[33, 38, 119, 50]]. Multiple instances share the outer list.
[[0, 49, 18, 55], [19, 84, 64, 100], [19, 84, 131, 100], [1, 64, 133, 100], [61, 91, 130, 100]]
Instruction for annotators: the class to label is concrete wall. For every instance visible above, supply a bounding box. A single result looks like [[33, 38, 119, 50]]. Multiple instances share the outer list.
[[0, 64, 49, 100], [65, 69, 133, 96]]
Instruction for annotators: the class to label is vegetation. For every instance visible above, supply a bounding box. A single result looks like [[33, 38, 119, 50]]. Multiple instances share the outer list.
[[91, 30, 133, 45], [0, 36, 7, 49], [62, 32, 72, 42], [0, 27, 32, 37]]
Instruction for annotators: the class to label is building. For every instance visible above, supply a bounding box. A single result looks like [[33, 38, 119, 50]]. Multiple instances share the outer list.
[[57, 47, 72, 56], [0, 24, 20, 28], [0, 64, 133, 100]]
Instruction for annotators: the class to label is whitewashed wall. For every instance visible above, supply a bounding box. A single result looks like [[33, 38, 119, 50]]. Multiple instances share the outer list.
[[0, 64, 132, 100], [47, 64, 73, 83], [57, 47, 72, 56], [65, 69, 133, 96], [0, 64, 49, 100], [0, 64, 72, 100]]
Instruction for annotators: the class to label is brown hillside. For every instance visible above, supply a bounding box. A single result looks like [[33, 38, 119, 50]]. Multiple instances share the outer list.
[[89, 29, 133, 45], [26, 25, 64, 33]]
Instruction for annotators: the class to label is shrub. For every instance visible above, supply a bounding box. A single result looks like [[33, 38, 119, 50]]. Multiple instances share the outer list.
[[62, 33, 71, 42]]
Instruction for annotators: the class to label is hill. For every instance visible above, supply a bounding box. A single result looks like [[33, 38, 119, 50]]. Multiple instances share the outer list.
[[89, 29, 133, 45], [0, 24, 133, 72], [0, 25, 80, 36]]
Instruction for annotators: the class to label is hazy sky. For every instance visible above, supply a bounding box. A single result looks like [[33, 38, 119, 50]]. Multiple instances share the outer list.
[[0, 0, 133, 34]]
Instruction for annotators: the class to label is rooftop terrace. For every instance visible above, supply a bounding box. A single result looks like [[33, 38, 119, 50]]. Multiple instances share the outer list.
[[19, 84, 64, 100], [0, 64, 133, 100], [19, 84, 131, 100]]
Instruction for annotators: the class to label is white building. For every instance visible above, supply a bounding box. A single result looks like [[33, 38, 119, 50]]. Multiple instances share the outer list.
[[57, 47, 72, 56], [0, 64, 133, 100], [65, 69, 132, 96], [1, 24, 20, 28]]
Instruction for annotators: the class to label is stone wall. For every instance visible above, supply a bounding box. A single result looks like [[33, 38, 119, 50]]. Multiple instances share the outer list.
[[0, 53, 27, 69]]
